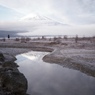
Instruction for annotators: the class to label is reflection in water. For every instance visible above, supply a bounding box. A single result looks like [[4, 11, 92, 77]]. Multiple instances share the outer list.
[[16, 51, 95, 95], [21, 54, 36, 60]]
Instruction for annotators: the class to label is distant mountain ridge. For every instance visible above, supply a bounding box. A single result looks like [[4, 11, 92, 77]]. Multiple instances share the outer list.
[[20, 13, 66, 26], [21, 14, 53, 21]]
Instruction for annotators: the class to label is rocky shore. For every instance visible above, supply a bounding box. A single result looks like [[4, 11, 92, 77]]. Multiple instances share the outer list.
[[0, 52, 28, 95]]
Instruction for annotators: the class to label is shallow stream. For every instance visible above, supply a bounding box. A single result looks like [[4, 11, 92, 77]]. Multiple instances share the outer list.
[[16, 51, 95, 95]]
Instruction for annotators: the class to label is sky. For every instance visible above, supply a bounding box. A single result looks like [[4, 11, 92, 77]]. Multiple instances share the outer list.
[[0, 0, 95, 36]]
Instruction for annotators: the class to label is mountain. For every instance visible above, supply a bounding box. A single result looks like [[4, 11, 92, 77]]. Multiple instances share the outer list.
[[20, 13, 65, 26], [0, 13, 69, 37], [21, 14, 50, 21]]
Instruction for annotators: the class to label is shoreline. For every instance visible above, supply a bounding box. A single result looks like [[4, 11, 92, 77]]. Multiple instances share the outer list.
[[42, 44, 95, 77], [0, 39, 95, 77], [1, 46, 95, 77]]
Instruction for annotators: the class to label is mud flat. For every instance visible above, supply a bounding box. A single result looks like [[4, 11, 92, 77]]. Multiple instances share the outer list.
[[0, 39, 95, 77], [43, 43, 95, 77]]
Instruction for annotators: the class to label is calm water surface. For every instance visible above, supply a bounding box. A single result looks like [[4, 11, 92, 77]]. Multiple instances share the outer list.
[[16, 51, 95, 95]]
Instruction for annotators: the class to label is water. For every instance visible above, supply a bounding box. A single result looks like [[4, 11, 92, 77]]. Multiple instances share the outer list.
[[16, 51, 95, 95]]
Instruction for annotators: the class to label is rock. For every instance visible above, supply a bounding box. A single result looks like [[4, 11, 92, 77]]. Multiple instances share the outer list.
[[0, 52, 28, 95], [2, 62, 19, 68], [3, 54, 17, 62], [2, 71, 28, 95], [0, 53, 5, 62], [0, 62, 3, 65]]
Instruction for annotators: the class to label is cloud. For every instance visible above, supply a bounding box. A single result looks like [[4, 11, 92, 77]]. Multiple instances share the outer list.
[[0, 20, 95, 37], [0, 0, 95, 25], [50, 0, 95, 25], [0, 0, 95, 37], [0, 0, 52, 14]]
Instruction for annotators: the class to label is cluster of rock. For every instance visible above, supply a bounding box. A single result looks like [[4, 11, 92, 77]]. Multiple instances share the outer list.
[[0, 52, 28, 95]]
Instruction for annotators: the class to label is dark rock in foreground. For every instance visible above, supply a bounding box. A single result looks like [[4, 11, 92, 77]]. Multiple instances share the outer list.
[[0, 52, 28, 95], [0, 53, 5, 62]]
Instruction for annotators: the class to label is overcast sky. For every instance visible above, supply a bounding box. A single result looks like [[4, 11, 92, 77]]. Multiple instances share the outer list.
[[0, 0, 95, 36], [0, 0, 95, 24]]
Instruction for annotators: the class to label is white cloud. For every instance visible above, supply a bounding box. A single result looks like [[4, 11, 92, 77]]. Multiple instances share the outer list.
[[0, 0, 52, 14], [0, 0, 95, 25], [0, 20, 95, 37]]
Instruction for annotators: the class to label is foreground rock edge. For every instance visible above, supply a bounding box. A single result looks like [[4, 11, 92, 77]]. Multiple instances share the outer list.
[[0, 52, 28, 95]]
